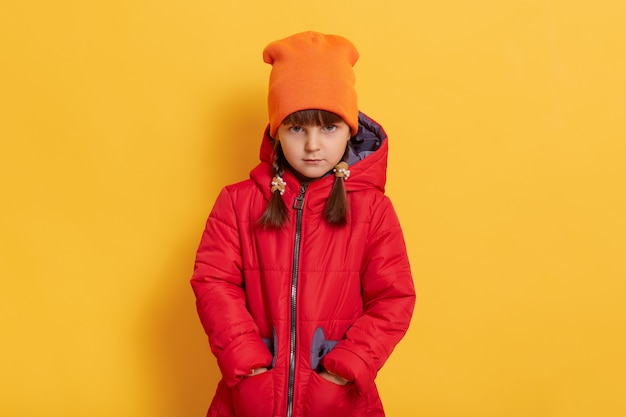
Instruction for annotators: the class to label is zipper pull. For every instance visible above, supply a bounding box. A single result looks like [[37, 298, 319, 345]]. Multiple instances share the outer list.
[[293, 185, 307, 210]]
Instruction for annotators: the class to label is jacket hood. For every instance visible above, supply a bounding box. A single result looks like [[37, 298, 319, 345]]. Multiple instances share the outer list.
[[252, 112, 388, 199]]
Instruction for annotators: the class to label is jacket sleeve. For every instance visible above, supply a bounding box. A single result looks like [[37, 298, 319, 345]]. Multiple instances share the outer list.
[[322, 195, 415, 392], [190, 187, 273, 387]]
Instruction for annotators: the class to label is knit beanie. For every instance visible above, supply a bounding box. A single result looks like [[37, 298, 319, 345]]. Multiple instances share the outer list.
[[263, 31, 360, 138]]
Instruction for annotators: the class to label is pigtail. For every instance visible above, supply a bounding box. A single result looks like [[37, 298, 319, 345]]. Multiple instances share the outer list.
[[258, 142, 289, 228], [323, 147, 350, 225]]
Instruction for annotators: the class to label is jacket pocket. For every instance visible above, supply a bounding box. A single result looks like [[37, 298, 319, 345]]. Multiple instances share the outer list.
[[303, 371, 356, 417], [231, 369, 274, 417], [310, 327, 338, 371]]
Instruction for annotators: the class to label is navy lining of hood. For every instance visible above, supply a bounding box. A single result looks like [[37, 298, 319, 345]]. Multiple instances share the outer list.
[[347, 112, 385, 165]]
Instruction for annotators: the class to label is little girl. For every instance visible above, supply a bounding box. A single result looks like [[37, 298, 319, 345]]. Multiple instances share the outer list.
[[191, 31, 415, 417]]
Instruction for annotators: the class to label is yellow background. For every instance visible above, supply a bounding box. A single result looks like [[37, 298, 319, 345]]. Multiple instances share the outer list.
[[1, 1, 625, 416]]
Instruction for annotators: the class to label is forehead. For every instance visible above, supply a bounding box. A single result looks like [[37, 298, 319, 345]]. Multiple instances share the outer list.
[[281, 109, 344, 126]]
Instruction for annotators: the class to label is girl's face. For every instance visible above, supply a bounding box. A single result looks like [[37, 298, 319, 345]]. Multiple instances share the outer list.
[[277, 119, 351, 182]]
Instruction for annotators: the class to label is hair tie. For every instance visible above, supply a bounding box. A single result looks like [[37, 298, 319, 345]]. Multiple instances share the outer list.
[[271, 176, 286, 195], [333, 162, 350, 179]]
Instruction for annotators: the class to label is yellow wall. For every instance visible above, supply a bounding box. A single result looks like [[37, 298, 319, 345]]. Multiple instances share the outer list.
[[1, 1, 624, 416]]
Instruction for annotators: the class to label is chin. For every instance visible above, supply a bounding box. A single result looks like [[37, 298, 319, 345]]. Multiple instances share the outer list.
[[302, 170, 325, 179]]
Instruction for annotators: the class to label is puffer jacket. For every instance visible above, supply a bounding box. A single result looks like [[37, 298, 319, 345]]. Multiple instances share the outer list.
[[191, 112, 415, 417]]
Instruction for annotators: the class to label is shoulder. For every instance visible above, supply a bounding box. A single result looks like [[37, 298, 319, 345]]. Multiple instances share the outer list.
[[223, 178, 258, 196], [349, 189, 395, 218], [210, 179, 258, 213], [210, 178, 267, 225], [350, 190, 404, 240]]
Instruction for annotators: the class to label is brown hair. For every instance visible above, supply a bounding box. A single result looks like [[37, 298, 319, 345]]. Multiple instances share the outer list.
[[258, 110, 351, 228], [258, 141, 289, 228]]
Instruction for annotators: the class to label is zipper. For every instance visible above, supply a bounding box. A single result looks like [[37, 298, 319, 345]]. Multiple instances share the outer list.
[[286, 184, 307, 417]]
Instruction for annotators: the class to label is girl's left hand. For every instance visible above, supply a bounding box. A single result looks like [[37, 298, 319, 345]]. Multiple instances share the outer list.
[[318, 370, 349, 386]]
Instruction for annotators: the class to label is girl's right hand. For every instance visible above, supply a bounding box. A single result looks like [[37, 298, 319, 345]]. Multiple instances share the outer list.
[[246, 367, 268, 377]]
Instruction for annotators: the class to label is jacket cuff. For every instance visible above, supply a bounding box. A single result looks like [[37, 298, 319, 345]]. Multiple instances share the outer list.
[[217, 334, 273, 387], [321, 345, 376, 393]]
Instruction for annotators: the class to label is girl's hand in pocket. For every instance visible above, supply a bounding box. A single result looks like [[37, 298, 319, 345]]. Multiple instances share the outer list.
[[246, 367, 268, 377], [318, 370, 349, 386]]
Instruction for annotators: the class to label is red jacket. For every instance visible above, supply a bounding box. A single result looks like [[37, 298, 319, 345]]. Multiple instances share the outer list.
[[191, 113, 415, 417]]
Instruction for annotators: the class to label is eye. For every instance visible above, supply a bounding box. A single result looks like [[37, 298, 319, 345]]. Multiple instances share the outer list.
[[289, 125, 304, 133], [322, 124, 337, 132]]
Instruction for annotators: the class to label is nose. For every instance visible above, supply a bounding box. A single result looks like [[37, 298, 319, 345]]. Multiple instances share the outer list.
[[304, 131, 320, 152]]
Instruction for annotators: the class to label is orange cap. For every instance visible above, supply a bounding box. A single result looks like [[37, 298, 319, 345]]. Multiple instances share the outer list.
[[263, 31, 359, 138]]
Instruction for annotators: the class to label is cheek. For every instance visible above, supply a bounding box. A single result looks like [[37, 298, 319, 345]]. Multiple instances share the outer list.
[[332, 142, 348, 161], [280, 141, 295, 155], [280, 142, 300, 165]]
